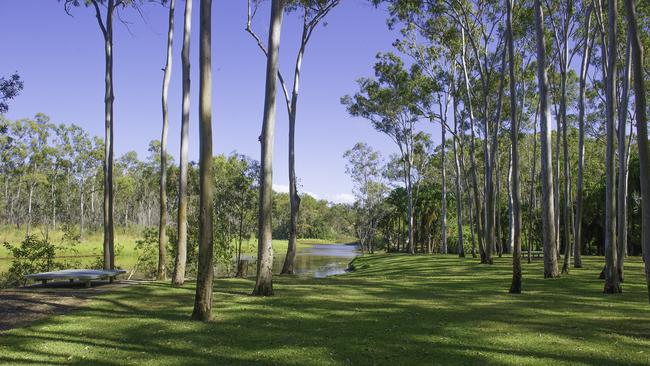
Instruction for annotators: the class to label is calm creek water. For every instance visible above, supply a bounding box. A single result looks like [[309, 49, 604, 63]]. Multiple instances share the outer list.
[[233, 243, 360, 278]]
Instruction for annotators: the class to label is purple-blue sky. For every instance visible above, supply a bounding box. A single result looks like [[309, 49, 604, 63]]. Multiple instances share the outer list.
[[0, 0, 440, 204]]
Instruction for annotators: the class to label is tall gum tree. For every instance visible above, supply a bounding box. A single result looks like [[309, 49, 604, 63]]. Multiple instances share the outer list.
[[191, 0, 214, 321], [506, 0, 521, 293], [375, 0, 489, 260], [623, 0, 650, 302], [534, 0, 559, 278], [574, 4, 593, 269], [172, 0, 192, 287], [62, 0, 143, 270], [158, 0, 174, 281], [246, 0, 340, 275], [617, 30, 632, 282], [544, 0, 579, 275], [253, 0, 285, 297], [600, 0, 622, 294], [343, 53, 434, 255]]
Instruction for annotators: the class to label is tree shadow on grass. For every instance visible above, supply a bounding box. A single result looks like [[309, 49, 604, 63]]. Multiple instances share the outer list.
[[0, 255, 649, 365]]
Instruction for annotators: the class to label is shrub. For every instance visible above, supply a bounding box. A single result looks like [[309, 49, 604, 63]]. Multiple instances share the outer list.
[[133, 227, 161, 279], [2, 236, 58, 287]]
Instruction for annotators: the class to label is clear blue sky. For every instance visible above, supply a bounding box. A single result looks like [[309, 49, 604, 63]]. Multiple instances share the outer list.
[[0, 0, 440, 204]]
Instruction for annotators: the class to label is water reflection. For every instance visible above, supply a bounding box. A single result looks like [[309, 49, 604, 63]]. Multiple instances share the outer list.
[[229, 243, 359, 278], [278, 244, 360, 278]]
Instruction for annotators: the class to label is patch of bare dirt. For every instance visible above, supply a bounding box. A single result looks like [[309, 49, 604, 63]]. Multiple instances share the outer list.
[[0, 280, 134, 332]]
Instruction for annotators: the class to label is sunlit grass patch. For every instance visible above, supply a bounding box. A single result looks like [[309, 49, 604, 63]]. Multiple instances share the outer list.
[[1, 255, 649, 365]]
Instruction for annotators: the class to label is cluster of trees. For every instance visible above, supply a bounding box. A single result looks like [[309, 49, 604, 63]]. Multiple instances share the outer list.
[[0, 115, 352, 247], [343, 0, 650, 297], [46, 0, 345, 320]]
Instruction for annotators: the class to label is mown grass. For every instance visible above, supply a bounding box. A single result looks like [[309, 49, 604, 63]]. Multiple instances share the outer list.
[[1, 254, 649, 365]]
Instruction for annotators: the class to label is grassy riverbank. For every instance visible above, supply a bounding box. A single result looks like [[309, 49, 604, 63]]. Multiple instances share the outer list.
[[0, 227, 356, 272], [1, 255, 649, 365]]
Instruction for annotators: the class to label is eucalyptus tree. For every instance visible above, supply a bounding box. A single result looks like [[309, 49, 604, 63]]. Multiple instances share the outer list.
[[343, 53, 434, 254], [616, 30, 633, 282], [398, 25, 461, 256], [229, 156, 259, 274], [459, 27, 486, 261], [597, 0, 622, 293], [372, 0, 486, 259], [344, 143, 387, 254], [158, 0, 175, 281], [451, 68, 465, 257], [444, 0, 508, 265], [543, 0, 580, 275], [253, 0, 285, 297], [191, 0, 214, 321], [624, 0, 649, 302], [69, 125, 95, 238], [2, 119, 31, 230], [574, 4, 593, 268], [534, 0, 559, 278], [23, 115, 53, 237], [246, 0, 340, 274], [62, 0, 146, 269], [48, 124, 73, 231], [506, 0, 521, 293], [439, 95, 449, 254], [0, 73, 23, 115], [172, 0, 192, 287]]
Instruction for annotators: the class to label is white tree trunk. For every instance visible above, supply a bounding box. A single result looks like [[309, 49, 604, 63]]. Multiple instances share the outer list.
[[253, 0, 285, 296], [534, 0, 559, 278]]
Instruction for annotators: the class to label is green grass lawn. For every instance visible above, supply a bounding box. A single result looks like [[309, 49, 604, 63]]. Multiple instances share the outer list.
[[1, 254, 649, 365]]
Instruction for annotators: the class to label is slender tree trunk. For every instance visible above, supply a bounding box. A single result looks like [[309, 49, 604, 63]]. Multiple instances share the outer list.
[[236, 210, 245, 276], [625, 0, 649, 302], [534, 0, 559, 278], [95, 0, 116, 270], [173, 0, 192, 287], [554, 103, 561, 260], [527, 106, 539, 266], [483, 45, 507, 264], [603, 0, 621, 294], [66, 171, 71, 222], [407, 172, 415, 254], [507, 148, 514, 255], [157, 0, 174, 281], [616, 30, 632, 282], [191, 0, 214, 321], [51, 181, 56, 231], [496, 148, 503, 257], [441, 122, 447, 254], [282, 22, 308, 275], [507, 0, 522, 293], [560, 57, 572, 274], [14, 185, 20, 229], [574, 6, 592, 268], [27, 183, 33, 237], [453, 86, 464, 257], [80, 177, 84, 238], [625, 129, 633, 256], [460, 29, 485, 260], [469, 189, 476, 258], [253, 0, 284, 296]]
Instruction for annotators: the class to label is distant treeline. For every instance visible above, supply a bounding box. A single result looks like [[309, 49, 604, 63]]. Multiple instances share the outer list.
[[0, 115, 355, 244]]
